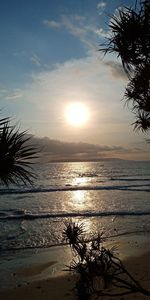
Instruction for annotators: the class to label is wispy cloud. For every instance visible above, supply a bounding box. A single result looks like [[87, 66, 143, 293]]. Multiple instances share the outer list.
[[104, 61, 127, 80], [0, 88, 9, 94], [43, 14, 109, 50], [43, 19, 61, 29], [5, 89, 23, 100], [97, 1, 107, 15], [95, 27, 110, 38], [30, 54, 41, 66], [97, 1, 107, 10]]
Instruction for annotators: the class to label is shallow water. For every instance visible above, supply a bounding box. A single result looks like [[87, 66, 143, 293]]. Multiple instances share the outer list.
[[0, 160, 150, 252]]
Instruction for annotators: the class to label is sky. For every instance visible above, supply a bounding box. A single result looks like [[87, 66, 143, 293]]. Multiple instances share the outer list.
[[0, 0, 149, 161]]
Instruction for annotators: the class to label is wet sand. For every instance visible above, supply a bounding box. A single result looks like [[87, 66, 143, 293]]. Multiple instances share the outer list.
[[1, 235, 150, 299]]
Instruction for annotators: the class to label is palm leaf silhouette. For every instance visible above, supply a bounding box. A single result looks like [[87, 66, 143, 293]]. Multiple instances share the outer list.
[[100, 0, 150, 131], [133, 111, 150, 132], [0, 120, 37, 185], [125, 63, 150, 112]]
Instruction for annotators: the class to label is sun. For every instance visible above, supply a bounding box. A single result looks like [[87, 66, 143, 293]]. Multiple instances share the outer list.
[[65, 103, 89, 127]]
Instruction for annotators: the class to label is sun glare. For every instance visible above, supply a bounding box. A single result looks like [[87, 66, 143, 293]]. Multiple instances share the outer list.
[[65, 103, 89, 127]]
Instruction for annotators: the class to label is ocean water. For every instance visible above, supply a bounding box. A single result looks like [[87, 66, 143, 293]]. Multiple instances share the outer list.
[[0, 160, 150, 254]]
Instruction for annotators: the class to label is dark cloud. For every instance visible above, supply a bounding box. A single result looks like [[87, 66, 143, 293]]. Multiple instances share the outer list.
[[104, 61, 127, 80], [28, 136, 132, 162]]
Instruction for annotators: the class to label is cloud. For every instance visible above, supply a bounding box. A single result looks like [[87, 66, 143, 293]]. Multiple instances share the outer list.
[[97, 1, 107, 10], [60, 15, 88, 40], [43, 14, 109, 50], [73, 15, 86, 22], [20, 52, 134, 148], [0, 88, 9, 94], [43, 19, 61, 29], [7, 51, 148, 160], [29, 135, 150, 162], [30, 54, 41, 66], [95, 27, 110, 38], [12, 42, 146, 160], [27, 54, 125, 113], [5, 89, 23, 100], [104, 61, 127, 79], [97, 1, 107, 15], [29, 136, 136, 162]]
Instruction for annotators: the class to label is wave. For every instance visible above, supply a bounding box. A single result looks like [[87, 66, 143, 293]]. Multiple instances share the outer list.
[[1, 209, 150, 221], [78, 172, 98, 177], [110, 178, 150, 181], [0, 183, 150, 195]]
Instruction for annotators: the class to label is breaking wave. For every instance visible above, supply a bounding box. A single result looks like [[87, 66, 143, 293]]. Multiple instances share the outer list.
[[0, 183, 150, 195], [1, 208, 150, 221]]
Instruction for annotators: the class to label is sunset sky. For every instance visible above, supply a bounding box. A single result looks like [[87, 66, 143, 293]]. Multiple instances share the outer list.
[[0, 0, 149, 161]]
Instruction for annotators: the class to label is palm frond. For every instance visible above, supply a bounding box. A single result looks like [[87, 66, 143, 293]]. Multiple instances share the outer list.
[[100, 1, 150, 75], [0, 121, 37, 185], [100, 0, 150, 131], [0, 117, 9, 129], [132, 111, 150, 132], [125, 63, 150, 113]]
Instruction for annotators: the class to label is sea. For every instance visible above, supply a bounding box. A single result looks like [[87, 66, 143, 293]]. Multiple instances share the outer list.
[[0, 160, 150, 254]]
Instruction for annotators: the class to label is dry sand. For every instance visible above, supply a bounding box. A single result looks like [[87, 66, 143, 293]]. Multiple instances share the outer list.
[[1, 237, 150, 300]]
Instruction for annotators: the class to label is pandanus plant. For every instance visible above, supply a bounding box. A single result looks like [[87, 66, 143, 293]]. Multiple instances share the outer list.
[[63, 221, 150, 299], [100, 0, 150, 131], [0, 117, 36, 185]]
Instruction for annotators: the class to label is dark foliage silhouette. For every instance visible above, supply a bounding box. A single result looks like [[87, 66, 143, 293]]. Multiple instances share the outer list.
[[63, 221, 150, 299], [100, 0, 150, 131], [0, 118, 36, 185]]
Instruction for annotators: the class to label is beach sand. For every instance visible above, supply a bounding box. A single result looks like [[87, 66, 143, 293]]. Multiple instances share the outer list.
[[1, 235, 150, 300]]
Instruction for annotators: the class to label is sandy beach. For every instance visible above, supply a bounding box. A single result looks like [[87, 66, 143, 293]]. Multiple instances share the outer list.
[[1, 234, 150, 300]]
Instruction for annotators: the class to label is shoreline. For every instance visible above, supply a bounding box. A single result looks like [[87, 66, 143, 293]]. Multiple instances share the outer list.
[[1, 233, 150, 299]]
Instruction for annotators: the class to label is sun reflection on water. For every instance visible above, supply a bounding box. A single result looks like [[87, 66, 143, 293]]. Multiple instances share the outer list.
[[71, 190, 86, 208], [70, 190, 94, 234], [73, 176, 90, 185], [81, 218, 93, 234]]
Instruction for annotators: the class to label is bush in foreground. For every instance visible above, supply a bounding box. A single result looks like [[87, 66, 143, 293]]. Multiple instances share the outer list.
[[63, 221, 150, 299]]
